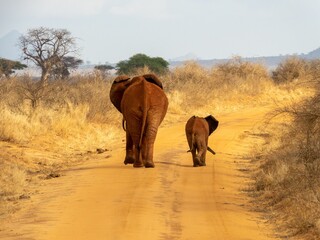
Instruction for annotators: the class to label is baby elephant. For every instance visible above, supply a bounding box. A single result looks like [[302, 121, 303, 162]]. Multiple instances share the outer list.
[[185, 115, 219, 167]]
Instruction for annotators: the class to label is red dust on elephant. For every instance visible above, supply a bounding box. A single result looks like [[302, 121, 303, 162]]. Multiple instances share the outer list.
[[110, 74, 168, 168]]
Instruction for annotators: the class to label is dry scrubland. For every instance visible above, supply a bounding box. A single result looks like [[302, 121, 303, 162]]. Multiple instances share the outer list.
[[249, 59, 320, 239], [0, 57, 319, 239]]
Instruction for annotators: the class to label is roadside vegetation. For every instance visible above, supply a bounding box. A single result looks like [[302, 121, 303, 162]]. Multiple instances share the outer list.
[[0, 43, 319, 240], [249, 58, 320, 239], [0, 73, 121, 219]]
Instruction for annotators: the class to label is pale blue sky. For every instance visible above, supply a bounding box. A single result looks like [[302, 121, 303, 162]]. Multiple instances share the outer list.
[[1, 0, 320, 63]]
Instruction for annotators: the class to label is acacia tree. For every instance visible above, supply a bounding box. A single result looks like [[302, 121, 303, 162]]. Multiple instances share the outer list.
[[116, 53, 169, 75], [50, 56, 83, 79], [19, 27, 79, 85], [94, 64, 114, 78], [0, 58, 27, 79]]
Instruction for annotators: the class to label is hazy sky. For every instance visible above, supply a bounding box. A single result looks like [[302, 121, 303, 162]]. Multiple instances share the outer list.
[[1, 0, 320, 63]]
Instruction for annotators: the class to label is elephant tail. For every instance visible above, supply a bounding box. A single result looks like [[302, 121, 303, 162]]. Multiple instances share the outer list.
[[122, 118, 126, 131], [207, 146, 216, 155], [187, 134, 216, 155], [138, 80, 149, 149]]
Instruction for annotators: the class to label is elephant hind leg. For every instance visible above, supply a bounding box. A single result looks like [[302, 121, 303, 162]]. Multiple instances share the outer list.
[[133, 148, 144, 168], [195, 142, 206, 167], [144, 161, 154, 168], [193, 156, 201, 167], [124, 131, 136, 165], [140, 124, 158, 168], [199, 148, 207, 166], [128, 133, 143, 168], [192, 149, 201, 167], [124, 154, 135, 165], [141, 141, 155, 168]]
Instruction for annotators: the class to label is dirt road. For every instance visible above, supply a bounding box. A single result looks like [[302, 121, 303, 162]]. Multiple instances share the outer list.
[[1, 107, 274, 240]]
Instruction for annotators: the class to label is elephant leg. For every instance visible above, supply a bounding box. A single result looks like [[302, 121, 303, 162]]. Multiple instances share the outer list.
[[192, 149, 200, 167], [196, 140, 206, 167], [132, 134, 143, 168], [133, 146, 143, 168], [141, 124, 159, 168], [200, 148, 207, 166], [187, 133, 200, 167], [141, 142, 155, 168], [124, 131, 135, 165], [200, 137, 209, 166], [125, 120, 143, 168]]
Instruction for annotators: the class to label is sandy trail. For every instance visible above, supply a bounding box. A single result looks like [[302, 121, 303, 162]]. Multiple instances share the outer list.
[[1, 107, 274, 240]]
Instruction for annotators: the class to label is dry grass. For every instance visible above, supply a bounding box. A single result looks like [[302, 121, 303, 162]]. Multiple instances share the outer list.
[[0, 162, 26, 198], [161, 58, 286, 123], [1, 57, 318, 239], [249, 77, 320, 239], [0, 74, 122, 219]]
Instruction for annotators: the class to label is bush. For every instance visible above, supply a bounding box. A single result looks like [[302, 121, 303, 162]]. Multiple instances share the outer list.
[[212, 56, 269, 84], [210, 57, 272, 98], [252, 80, 320, 238], [272, 57, 310, 84]]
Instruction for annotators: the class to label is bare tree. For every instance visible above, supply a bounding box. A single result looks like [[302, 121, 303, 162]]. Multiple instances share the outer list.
[[19, 27, 79, 86]]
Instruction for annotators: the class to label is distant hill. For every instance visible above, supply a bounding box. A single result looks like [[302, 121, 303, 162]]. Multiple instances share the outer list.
[[0, 30, 21, 60], [169, 48, 320, 69], [169, 52, 199, 62], [304, 47, 320, 60]]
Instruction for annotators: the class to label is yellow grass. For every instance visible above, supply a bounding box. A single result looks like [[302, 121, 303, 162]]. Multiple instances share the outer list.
[[0, 163, 26, 197], [1, 58, 319, 238]]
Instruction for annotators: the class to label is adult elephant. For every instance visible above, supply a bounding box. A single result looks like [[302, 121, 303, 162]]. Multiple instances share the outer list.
[[110, 74, 168, 168]]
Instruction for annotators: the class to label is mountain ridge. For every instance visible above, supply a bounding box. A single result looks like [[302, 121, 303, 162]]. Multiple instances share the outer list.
[[169, 48, 320, 69]]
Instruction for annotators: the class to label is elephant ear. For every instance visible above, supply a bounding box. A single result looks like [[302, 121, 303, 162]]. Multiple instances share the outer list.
[[205, 115, 219, 136], [110, 75, 131, 113], [114, 75, 131, 83], [143, 74, 163, 89]]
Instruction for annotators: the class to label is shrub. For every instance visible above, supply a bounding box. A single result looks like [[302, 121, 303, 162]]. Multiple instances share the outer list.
[[161, 61, 214, 116], [210, 57, 272, 98], [252, 81, 320, 238], [272, 57, 310, 84], [211, 56, 269, 85]]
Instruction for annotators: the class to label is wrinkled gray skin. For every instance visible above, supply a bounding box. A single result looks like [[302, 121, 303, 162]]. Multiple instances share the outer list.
[[185, 115, 219, 167], [110, 74, 168, 168]]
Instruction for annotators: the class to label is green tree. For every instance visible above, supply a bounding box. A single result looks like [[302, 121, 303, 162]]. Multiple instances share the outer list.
[[0, 58, 27, 79], [116, 53, 169, 75]]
